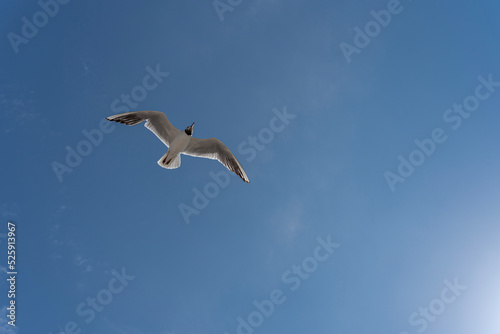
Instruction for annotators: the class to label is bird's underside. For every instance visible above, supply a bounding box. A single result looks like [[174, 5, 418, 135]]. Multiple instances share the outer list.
[[106, 110, 250, 183]]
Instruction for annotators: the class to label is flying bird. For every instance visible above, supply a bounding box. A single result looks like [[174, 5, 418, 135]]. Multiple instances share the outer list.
[[106, 110, 250, 183]]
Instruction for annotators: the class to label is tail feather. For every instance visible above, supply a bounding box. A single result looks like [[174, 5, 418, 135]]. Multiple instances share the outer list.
[[157, 152, 181, 169]]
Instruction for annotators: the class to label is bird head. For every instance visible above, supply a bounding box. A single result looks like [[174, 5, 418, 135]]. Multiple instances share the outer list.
[[185, 122, 195, 136]]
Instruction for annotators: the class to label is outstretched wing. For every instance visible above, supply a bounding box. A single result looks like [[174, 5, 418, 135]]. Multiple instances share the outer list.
[[183, 137, 250, 183], [106, 110, 180, 147]]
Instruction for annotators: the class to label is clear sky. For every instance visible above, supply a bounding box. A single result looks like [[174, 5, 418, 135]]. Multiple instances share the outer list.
[[1, 1, 500, 333]]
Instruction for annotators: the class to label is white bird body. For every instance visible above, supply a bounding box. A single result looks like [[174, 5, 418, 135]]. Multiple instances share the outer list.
[[158, 130, 191, 169], [106, 110, 250, 183]]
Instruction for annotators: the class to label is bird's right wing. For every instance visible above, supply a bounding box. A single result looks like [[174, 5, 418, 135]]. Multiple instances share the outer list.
[[106, 110, 180, 147], [184, 137, 250, 183]]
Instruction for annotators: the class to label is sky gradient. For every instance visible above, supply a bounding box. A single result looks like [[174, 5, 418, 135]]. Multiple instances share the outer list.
[[1, 1, 500, 333]]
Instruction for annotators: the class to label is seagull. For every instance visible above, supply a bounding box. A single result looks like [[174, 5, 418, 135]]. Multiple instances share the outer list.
[[106, 110, 250, 183]]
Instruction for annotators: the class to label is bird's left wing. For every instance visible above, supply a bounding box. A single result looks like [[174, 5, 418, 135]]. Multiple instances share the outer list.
[[106, 110, 180, 148], [183, 137, 249, 183]]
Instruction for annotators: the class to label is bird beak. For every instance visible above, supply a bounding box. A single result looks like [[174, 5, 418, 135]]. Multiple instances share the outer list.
[[191, 122, 195, 127]]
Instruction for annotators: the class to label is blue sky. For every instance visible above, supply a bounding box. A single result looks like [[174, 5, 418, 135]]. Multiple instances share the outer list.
[[1, 0, 500, 333]]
